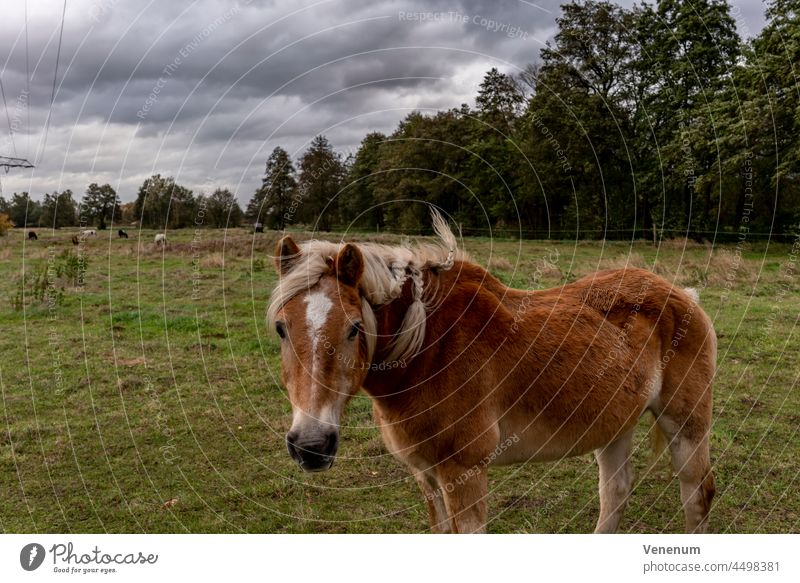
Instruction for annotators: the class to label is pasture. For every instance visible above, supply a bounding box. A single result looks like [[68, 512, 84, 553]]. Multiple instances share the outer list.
[[0, 227, 797, 533]]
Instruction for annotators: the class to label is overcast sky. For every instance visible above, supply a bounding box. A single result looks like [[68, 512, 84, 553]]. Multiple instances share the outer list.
[[0, 0, 767, 204]]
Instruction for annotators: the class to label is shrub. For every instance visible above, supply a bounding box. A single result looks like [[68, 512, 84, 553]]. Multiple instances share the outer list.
[[0, 213, 13, 236]]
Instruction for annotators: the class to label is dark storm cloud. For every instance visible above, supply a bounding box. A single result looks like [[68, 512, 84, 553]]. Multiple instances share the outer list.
[[0, 0, 764, 201]]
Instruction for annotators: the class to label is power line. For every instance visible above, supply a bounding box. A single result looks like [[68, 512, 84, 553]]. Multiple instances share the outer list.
[[25, 0, 30, 156], [39, 0, 67, 160], [0, 73, 17, 156]]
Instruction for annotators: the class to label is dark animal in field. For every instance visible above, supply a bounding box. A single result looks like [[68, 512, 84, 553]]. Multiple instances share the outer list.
[[27, 231, 38, 240], [118, 229, 129, 238], [72, 235, 80, 245], [254, 223, 264, 233]]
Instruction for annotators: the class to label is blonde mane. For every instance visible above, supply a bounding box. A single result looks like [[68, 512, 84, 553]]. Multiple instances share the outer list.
[[267, 210, 462, 365]]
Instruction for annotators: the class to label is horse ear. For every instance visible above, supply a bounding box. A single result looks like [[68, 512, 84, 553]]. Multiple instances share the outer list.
[[336, 243, 364, 286], [274, 235, 301, 276]]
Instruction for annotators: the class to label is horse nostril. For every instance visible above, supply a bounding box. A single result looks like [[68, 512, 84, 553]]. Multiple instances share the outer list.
[[286, 431, 301, 462], [322, 431, 339, 457]]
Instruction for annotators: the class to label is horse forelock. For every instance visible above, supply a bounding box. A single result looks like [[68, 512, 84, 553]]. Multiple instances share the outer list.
[[267, 220, 464, 365]]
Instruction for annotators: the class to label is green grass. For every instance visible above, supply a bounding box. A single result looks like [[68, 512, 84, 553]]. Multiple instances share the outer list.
[[0, 227, 798, 533]]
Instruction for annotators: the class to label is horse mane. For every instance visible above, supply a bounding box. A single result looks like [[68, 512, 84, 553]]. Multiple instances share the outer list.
[[267, 210, 464, 364]]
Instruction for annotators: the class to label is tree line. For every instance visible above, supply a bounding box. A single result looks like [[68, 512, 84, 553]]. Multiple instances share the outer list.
[[250, 0, 800, 240], [3, 0, 797, 240], [0, 179, 244, 231]]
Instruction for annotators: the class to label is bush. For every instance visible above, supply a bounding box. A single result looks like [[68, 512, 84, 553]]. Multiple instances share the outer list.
[[0, 213, 12, 236]]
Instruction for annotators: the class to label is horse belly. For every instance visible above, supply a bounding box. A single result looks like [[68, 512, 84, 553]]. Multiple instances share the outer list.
[[491, 424, 582, 464], [491, 395, 647, 465]]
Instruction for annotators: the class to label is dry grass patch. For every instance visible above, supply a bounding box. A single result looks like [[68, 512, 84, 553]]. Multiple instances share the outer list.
[[599, 252, 649, 271], [649, 248, 758, 289], [201, 252, 225, 268], [487, 256, 514, 272]]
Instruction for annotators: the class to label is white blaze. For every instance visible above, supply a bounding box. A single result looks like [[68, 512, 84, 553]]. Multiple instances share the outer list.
[[304, 290, 333, 353], [296, 290, 337, 428]]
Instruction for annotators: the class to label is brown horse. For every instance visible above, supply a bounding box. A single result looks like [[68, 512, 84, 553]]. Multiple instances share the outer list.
[[268, 211, 716, 533]]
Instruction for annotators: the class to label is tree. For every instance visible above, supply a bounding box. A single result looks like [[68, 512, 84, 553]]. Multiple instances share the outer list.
[[475, 67, 524, 129], [342, 132, 386, 229], [704, 0, 800, 233], [82, 183, 120, 230], [202, 188, 244, 228], [39, 190, 77, 228], [133, 174, 195, 228], [247, 147, 297, 229], [296, 136, 345, 231], [638, 0, 740, 236], [472, 69, 529, 228], [370, 109, 480, 232], [523, 0, 642, 238], [7, 192, 40, 227]]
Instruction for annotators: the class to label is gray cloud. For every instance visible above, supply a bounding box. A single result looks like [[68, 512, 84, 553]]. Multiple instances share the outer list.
[[0, 0, 765, 203]]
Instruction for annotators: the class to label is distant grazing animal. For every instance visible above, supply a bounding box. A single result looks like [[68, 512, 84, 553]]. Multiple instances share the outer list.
[[118, 229, 129, 239], [27, 231, 38, 241], [81, 229, 97, 238], [72, 235, 80, 245], [269, 209, 717, 534], [154, 233, 167, 247]]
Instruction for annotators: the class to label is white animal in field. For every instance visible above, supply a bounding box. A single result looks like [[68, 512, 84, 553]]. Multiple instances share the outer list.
[[80, 229, 97, 238], [154, 233, 167, 247]]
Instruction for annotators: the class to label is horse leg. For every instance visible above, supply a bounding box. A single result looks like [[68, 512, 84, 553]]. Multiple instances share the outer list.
[[594, 429, 635, 533], [657, 414, 715, 533], [435, 462, 489, 533], [411, 468, 451, 533], [372, 404, 451, 533], [656, 364, 715, 532]]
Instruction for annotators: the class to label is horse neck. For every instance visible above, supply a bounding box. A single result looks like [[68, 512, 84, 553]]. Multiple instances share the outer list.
[[360, 260, 528, 399], [360, 281, 415, 398]]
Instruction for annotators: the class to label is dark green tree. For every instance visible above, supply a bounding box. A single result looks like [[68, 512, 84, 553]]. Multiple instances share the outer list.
[[296, 136, 345, 231], [476, 67, 524, 129], [133, 175, 195, 228], [247, 146, 297, 229], [342, 132, 387, 229], [639, 0, 740, 236], [471, 70, 529, 228], [706, 0, 800, 233], [201, 188, 244, 228], [371, 109, 476, 231], [523, 0, 642, 237], [82, 183, 120, 230], [7, 192, 41, 227], [40, 190, 77, 228]]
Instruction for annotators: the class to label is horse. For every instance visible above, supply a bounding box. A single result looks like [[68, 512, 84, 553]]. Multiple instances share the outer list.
[[27, 231, 38, 240], [118, 229, 129, 239], [154, 233, 166, 247], [267, 210, 717, 534], [72, 235, 80, 245], [81, 229, 97, 238]]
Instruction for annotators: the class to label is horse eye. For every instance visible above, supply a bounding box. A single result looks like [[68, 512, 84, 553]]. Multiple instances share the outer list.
[[348, 322, 362, 341], [275, 321, 287, 339]]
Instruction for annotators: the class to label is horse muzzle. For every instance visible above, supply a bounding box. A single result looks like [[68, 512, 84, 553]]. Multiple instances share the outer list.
[[286, 429, 339, 472]]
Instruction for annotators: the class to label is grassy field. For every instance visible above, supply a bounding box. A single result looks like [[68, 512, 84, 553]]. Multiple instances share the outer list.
[[0, 226, 798, 533]]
